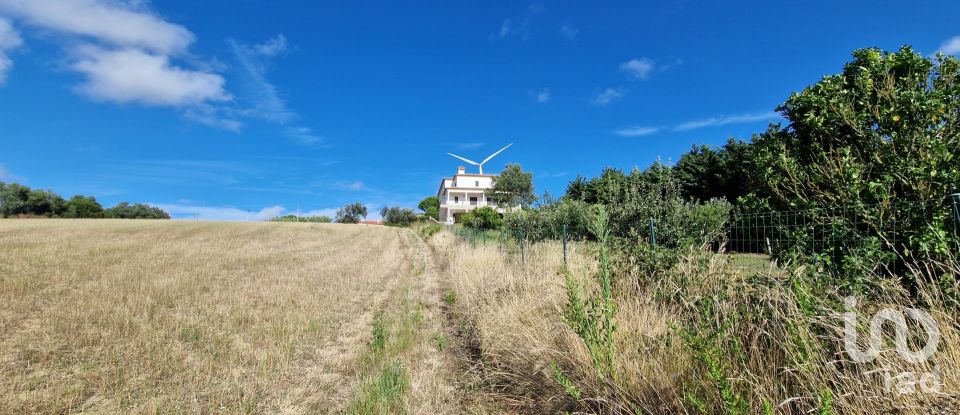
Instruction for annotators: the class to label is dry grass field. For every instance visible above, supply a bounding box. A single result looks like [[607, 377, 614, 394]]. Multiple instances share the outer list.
[[0, 220, 459, 414]]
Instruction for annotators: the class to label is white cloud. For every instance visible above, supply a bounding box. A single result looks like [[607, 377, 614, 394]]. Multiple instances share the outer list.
[[620, 57, 655, 80], [0, 18, 21, 85], [672, 111, 779, 131], [0, 0, 231, 114], [70, 45, 229, 106], [559, 23, 578, 40], [336, 181, 365, 191], [937, 36, 960, 55], [614, 126, 659, 137], [534, 88, 551, 103], [153, 203, 286, 221], [591, 87, 624, 106], [0, 0, 193, 54]]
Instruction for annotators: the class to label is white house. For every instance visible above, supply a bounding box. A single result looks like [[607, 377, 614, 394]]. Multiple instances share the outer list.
[[437, 166, 503, 224]]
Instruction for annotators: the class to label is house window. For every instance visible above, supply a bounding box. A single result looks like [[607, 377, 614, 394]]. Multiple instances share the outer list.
[[454, 196, 459, 203], [475, 180, 479, 187], [470, 197, 478, 206]]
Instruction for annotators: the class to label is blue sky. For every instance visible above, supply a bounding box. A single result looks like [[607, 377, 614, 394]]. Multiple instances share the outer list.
[[1, 1, 958, 220]]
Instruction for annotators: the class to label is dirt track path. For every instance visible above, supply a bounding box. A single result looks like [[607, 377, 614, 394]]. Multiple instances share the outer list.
[[333, 228, 465, 414]]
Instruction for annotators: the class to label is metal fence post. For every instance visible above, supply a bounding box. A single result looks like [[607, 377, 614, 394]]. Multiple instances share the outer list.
[[648, 217, 657, 249], [951, 193, 960, 249], [562, 223, 568, 268]]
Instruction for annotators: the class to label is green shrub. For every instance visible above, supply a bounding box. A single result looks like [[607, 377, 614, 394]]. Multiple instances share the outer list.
[[466, 206, 502, 230]]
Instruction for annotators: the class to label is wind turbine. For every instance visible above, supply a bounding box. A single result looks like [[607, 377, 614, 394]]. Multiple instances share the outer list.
[[447, 143, 513, 174]]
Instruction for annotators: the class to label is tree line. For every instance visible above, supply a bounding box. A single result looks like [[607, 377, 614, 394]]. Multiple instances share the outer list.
[[0, 182, 170, 219]]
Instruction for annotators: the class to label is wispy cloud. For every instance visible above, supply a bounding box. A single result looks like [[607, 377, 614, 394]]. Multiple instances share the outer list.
[[457, 142, 484, 150], [613, 111, 779, 137], [620, 57, 655, 80], [591, 87, 625, 106], [335, 181, 365, 191], [559, 23, 579, 40], [490, 4, 545, 42], [937, 36, 960, 55], [0, 0, 228, 108], [153, 201, 344, 221], [0, 163, 22, 181], [533, 87, 551, 103], [152, 203, 285, 221], [613, 126, 660, 137], [536, 171, 568, 178], [672, 111, 779, 131], [229, 35, 326, 146], [0, 18, 21, 85]]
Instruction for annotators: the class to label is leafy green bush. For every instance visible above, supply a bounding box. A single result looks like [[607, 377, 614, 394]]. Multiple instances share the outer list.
[[503, 199, 591, 242], [453, 211, 474, 225], [749, 46, 960, 281], [380, 206, 418, 226], [465, 206, 502, 230]]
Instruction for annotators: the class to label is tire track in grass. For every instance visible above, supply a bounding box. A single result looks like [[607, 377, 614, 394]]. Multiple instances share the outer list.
[[342, 230, 462, 414]]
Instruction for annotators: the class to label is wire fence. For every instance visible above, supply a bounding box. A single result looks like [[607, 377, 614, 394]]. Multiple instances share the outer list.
[[450, 193, 960, 274]]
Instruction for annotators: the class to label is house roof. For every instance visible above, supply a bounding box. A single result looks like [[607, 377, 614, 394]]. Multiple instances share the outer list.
[[436, 172, 497, 196]]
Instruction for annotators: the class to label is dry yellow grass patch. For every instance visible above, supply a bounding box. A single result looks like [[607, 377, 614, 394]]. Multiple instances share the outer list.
[[433, 228, 960, 414], [0, 220, 440, 414]]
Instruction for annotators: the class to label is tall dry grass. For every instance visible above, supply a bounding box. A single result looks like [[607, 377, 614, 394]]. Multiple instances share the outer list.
[[433, 228, 960, 414], [0, 220, 412, 414]]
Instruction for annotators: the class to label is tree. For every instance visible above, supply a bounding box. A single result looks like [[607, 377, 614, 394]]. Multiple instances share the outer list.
[[753, 46, 960, 209], [105, 202, 171, 219], [466, 206, 502, 230], [63, 195, 104, 218], [335, 202, 368, 224], [674, 139, 755, 202], [381, 206, 418, 226], [417, 196, 440, 221], [0, 182, 30, 217], [488, 164, 536, 209], [750, 46, 960, 272], [565, 176, 589, 202]]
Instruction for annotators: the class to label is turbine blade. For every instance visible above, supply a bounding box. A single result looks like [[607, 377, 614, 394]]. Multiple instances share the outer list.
[[447, 153, 479, 165], [481, 143, 513, 165]]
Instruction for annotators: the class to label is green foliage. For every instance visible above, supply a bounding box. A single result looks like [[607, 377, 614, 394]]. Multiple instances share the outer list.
[[465, 206, 502, 230], [104, 202, 170, 219], [562, 207, 617, 381], [504, 199, 591, 242], [674, 139, 755, 202], [551, 361, 582, 401], [380, 206, 418, 226], [335, 202, 368, 224], [563, 164, 731, 251], [0, 181, 168, 219], [370, 313, 388, 355], [417, 196, 440, 221], [453, 211, 474, 225], [63, 195, 105, 218], [488, 163, 536, 209], [749, 46, 960, 278], [270, 215, 332, 223], [348, 359, 409, 415]]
